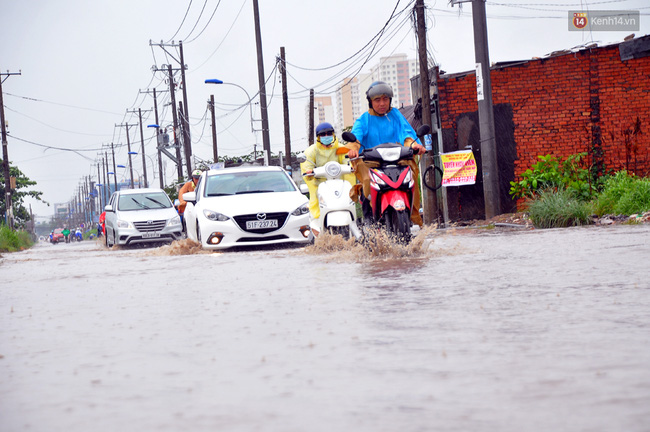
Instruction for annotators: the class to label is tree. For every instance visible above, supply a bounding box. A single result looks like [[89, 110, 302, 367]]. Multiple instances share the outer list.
[[0, 159, 46, 228]]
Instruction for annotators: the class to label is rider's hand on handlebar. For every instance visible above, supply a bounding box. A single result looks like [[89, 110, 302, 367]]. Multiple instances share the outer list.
[[347, 149, 359, 159], [411, 143, 426, 155]]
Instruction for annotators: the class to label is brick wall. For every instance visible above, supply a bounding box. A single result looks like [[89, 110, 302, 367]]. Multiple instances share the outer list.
[[437, 39, 650, 216]]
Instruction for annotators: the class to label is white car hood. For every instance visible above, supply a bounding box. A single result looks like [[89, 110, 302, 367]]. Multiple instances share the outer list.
[[200, 191, 307, 216]]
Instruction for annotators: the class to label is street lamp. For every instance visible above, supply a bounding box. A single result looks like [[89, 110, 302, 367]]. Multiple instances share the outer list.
[[204, 79, 257, 134]]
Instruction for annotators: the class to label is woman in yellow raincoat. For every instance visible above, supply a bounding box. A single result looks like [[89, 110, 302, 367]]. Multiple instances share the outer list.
[[300, 122, 356, 234]]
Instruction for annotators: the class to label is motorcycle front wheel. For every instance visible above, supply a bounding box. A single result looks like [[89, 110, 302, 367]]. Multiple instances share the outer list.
[[384, 208, 412, 244]]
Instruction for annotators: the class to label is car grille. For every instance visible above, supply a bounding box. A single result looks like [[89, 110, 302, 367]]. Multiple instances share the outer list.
[[134, 220, 167, 232], [233, 212, 289, 234]]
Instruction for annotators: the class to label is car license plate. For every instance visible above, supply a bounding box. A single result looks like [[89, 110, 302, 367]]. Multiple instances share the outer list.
[[142, 232, 161, 238], [246, 219, 278, 229]]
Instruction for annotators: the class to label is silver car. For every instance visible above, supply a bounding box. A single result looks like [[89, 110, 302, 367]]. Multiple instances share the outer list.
[[104, 188, 183, 247]]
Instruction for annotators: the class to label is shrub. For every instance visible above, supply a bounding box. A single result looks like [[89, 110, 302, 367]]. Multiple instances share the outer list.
[[593, 171, 650, 216], [510, 153, 599, 202], [527, 189, 592, 229], [0, 225, 33, 252]]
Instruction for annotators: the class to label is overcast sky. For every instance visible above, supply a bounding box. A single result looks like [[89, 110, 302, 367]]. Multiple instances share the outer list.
[[2, 0, 648, 220]]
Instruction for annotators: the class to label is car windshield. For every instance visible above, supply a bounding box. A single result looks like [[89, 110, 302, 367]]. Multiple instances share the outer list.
[[117, 192, 172, 211], [204, 171, 296, 197]]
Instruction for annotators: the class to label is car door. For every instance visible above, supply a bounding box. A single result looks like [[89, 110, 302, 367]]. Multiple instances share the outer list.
[[105, 192, 118, 240], [183, 176, 202, 241]]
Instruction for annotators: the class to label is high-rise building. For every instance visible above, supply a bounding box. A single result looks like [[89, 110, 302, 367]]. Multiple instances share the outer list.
[[335, 54, 418, 132], [305, 96, 337, 142]]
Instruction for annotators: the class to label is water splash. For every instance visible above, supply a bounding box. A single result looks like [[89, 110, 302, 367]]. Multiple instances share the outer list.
[[147, 238, 212, 256], [305, 224, 440, 262]]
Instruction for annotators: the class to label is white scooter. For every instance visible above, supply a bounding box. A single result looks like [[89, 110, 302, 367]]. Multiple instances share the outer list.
[[302, 161, 362, 241]]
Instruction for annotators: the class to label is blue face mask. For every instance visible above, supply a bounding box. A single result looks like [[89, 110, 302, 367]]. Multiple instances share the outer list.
[[320, 135, 334, 146]]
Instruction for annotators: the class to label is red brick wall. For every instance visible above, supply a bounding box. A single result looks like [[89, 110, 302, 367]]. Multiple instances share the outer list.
[[438, 43, 650, 183]]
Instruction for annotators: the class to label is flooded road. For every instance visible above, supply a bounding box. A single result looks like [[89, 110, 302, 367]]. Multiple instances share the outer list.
[[1, 225, 649, 431]]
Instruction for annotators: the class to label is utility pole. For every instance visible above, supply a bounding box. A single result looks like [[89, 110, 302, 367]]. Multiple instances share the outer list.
[[111, 143, 118, 192], [308, 89, 315, 145], [115, 123, 137, 189], [179, 101, 192, 177], [141, 88, 167, 188], [167, 64, 183, 179], [127, 108, 151, 188], [96, 163, 102, 211], [279, 47, 292, 169], [471, 0, 500, 218], [252, 0, 271, 162], [208, 95, 218, 162], [102, 154, 108, 205], [179, 41, 192, 173], [415, 0, 439, 226], [0, 70, 21, 229]]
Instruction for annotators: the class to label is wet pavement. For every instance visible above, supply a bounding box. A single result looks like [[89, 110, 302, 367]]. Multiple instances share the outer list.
[[1, 224, 649, 431]]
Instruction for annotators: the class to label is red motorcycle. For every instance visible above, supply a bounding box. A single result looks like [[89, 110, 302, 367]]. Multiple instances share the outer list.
[[342, 125, 429, 243]]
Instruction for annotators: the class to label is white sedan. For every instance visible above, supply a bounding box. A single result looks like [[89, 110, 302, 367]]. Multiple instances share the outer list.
[[182, 165, 312, 250]]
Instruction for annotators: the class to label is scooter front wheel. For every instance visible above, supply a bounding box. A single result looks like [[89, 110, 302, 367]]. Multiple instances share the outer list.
[[328, 225, 351, 239], [385, 208, 412, 244]]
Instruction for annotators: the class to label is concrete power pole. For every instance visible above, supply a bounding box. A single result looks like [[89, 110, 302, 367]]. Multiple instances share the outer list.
[[252, 0, 271, 163], [0, 70, 21, 229], [208, 95, 218, 162], [179, 41, 192, 175], [472, 0, 500, 218], [140, 88, 168, 189], [167, 65, 183, 180], [308, 89, 315, 145], [115, 123, 137, 189], [279, 47, 292, 168], [415, 0, 440, 226]]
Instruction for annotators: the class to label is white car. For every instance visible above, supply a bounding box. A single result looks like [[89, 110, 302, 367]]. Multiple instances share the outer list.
[[182, 166, 311, 250], [104, 188, 183, 247]]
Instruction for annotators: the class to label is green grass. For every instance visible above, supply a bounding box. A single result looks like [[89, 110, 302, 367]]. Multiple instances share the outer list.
[[527, 189, 592, 229], [0, 225, 34, 252]]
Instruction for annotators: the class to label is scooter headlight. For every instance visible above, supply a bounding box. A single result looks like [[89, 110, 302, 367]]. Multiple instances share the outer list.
[[325, 163, 342, 178], [403, 170, 412, 185], [369, 170, 386, 187], [291, 203, 310, 216]]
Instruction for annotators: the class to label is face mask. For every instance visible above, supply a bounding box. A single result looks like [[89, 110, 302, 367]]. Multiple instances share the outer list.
[[320, 136, 334, 146]]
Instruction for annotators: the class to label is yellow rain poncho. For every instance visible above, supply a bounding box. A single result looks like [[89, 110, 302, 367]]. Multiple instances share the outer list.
[[300, 136, 356, 220]]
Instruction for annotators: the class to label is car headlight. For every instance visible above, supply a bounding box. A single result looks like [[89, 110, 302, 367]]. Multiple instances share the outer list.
[[203, 209, 229, 221], [167, 215, 181, 226], [291, 203, 310, 216], [116, 219, 133, 229]]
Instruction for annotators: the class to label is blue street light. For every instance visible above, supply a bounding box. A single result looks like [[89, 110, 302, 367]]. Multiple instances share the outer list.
[[117, 164, 126, 168], [205, 78, 256, 133], [128, 151, 138, 155]]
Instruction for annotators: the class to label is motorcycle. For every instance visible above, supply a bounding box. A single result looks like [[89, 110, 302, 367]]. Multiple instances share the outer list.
[[75, 230, 83, 242], [302, 161, 362, 241], [342, 125, 430, 243]]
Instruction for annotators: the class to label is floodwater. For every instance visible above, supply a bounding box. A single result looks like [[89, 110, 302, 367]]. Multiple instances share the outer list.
[[1, 225, 649, 432]]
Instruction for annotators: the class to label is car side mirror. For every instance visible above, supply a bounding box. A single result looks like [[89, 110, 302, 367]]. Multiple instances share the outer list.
[[299, 184, 309, 195], [182, 192, 196, 204], [104, 205, 114, 212]]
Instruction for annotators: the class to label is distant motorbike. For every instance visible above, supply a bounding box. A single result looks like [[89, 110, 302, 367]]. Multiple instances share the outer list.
[[75, 230, 83, 242], [302, 161, 361, 241], [342, 125, 430, 243]]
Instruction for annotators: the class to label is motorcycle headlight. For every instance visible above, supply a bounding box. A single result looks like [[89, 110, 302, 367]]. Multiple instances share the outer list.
[[403, 170, 412, 185], [203, 209, 229, 222], [369, 170, 386, 186], [167, 215, 181, 226], [291, 203, 310, 216], [116, 219, 132, 229]]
